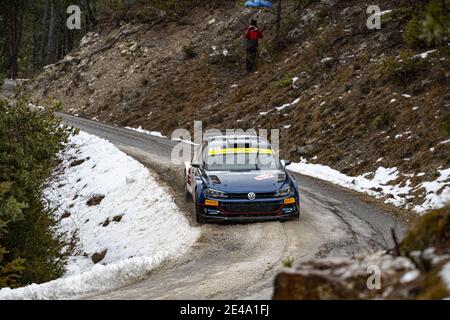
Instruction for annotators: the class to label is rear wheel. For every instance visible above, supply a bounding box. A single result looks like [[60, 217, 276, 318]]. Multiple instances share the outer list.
[[184, 183, 191, 202]]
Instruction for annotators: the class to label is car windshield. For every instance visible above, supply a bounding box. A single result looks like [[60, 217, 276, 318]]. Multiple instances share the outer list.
[[204, 142, 280, 171]]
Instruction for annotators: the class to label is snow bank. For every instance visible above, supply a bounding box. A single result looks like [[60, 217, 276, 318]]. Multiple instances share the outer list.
[[288, 159, 449, 213], [414, 168, 450, 213], [441, 262, 450, 292], [0, 131, 199, 300], [125, 126, 166, 138]]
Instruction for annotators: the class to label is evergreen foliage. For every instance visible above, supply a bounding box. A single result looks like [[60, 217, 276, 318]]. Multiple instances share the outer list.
[[0, 99, 75, 287]]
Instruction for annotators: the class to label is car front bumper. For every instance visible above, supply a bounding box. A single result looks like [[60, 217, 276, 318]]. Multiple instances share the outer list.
[[198, 197, 300, 222]]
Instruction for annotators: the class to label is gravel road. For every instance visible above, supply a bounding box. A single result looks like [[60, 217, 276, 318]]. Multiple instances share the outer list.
[[57, 113, 407, 300]]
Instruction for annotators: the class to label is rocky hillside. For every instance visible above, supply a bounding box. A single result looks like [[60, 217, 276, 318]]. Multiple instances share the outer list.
[[21, 0, 449, 210], [273, 206, 450, 300]]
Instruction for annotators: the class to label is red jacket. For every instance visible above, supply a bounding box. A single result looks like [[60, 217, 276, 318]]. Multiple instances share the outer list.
[[245, 26, 263, 42]]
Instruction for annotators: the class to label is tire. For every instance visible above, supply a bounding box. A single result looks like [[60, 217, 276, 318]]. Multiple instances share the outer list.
[[281, 211, 300, 222], [193, 188, 206, 224], [184, 183, 191, 202], [195, 203, 206, 224]]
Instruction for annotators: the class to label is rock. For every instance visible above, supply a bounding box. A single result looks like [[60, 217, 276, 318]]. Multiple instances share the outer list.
[[102, 219, 110, 227], [91, 249, 107, 264], [112, 215, 124, 223], [60, 211, 71, 220], [86, 194, 105, 206], [287, 28, 303, 41], [295, 145, 315, 156]]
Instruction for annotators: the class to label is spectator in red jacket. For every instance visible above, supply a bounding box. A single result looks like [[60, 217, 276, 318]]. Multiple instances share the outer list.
[[245, 19, 263, 73]]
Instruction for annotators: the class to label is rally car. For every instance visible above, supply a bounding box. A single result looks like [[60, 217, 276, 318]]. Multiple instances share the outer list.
[[184, 134, 300, 223]]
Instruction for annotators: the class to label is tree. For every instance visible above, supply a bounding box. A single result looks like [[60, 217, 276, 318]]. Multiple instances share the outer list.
[[0, 99, 75, 286], [275, 0, 282, 49]]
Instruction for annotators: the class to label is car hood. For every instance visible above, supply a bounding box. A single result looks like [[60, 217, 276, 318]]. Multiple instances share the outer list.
[[204, 170, 287, 193]]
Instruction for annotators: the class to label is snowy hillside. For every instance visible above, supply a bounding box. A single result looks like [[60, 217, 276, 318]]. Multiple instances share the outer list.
[[0, 131, 199, 300], [288, 159, 450, 214]]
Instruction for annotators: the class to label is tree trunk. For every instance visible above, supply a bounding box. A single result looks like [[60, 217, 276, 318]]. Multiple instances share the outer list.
[[40, 0, 49, 67], [276, 0, 282, 49], [32, 15, 38, 72], [5, 1, 25, 79], [85, 0, 97, 31], [47, 1, 57, 64]]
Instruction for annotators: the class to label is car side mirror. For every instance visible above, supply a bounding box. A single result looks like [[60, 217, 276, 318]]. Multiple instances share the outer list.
[[282, 160, 292, 167], [191, 162, 201, 168]]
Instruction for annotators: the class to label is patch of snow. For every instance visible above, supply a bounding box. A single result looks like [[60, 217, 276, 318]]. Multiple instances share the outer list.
[[395, 131, 412, 139], [125, 126, 166, 138], [320, 57, 333, 63], [412, 106, 419, 111], [259, 111, 270, 116], [276, 98, 300, 112], [415, 50, 436, 59], [401, 94, 412, 98], [288, 160, 409, 207], [439, 139, 450, 145], [0, 131, 199, 299], [375, 10, 392, 17], [441, 262, 450, 291], [390, 98, 396, 103], [400, 270, 420, 284], [414, 168, 450, 213], [288, 159, 449, 212]]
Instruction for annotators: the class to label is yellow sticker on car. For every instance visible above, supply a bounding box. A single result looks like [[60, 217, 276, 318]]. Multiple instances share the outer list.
[[284, 197, 296, 205], [205, 199, 219, 206], [208, 148, 273, 156]]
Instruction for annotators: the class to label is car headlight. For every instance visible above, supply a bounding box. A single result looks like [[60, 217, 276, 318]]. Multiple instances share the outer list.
[[275, 186, 292, 197], [205, 188, 228, 198]]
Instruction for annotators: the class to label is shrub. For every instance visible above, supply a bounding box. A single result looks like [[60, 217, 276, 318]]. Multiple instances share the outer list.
[[421, 0, 450, 46], [182, 45, 197, 59], [271, 75, 294, 89], [381, 51, 427, 85], [403, 0, 450, 48], [0, 99, 75, 287], [404, 16, 426, 49], [401, 206, 450, 254]]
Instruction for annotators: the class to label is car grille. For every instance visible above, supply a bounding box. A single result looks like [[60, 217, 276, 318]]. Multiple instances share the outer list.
[[227, 192, 276, 199], [221, 202, 281, 213]]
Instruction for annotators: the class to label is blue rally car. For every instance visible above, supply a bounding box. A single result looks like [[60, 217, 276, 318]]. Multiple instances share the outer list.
[[184, 134, 300, 223]]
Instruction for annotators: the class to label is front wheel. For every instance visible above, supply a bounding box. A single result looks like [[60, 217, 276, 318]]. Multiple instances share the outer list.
[[281, 212, 300, 222], [195, 203, 206, 224], [193, 189, 206, 224]]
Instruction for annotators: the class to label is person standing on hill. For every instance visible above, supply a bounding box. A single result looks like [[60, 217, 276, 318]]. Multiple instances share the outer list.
[[245, 19, 263, 73]]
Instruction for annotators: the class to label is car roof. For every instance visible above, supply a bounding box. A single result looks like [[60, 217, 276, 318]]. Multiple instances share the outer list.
[[205, 134, 269, 143]]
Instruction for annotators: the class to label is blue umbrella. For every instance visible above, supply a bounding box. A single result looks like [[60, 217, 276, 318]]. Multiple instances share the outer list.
[[244, 0, 273, 8]]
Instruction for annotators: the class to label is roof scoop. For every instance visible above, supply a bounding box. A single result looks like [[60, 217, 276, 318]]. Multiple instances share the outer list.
[[277, 173, 286, 182], [209, 175, 222, 184]]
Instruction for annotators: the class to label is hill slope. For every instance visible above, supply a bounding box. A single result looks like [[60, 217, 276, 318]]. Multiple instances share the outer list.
[[21, 0, 449, 211]]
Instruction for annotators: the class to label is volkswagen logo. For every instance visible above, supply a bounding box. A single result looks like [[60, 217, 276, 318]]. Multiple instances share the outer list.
[[248, 192, 256, 201]]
